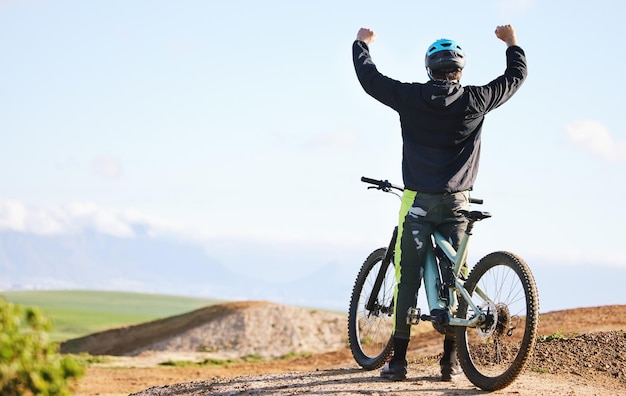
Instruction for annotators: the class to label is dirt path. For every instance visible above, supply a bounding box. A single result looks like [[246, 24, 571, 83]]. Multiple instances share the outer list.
[[76, 340, 626, 396], [128, 366, 624, 396]]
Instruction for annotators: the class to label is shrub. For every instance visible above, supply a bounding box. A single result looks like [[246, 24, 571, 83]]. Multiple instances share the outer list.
[[0, 298, 84, 395], [537, 328, 568, 343]]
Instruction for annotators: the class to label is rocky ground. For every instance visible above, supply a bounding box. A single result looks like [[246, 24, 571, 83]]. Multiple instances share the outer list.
[[67, 302, 626, 395]]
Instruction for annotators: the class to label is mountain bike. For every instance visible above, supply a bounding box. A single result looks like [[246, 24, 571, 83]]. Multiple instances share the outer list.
[[347, 177, 539, 391]]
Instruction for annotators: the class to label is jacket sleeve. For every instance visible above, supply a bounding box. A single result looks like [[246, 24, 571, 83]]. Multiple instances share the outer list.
[[352, 40, 408, 111], [469, 46, 528, 114]]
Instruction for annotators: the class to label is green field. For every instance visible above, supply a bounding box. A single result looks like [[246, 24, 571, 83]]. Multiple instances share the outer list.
[[0, 290, 222, 341]]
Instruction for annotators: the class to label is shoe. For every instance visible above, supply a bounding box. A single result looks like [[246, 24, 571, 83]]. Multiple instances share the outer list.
[[440, 337, 462, 381], [380, 358, 407, 381], [440, 362, 463, 381]]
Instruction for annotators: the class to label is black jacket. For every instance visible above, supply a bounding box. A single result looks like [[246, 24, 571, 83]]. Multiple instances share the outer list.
[[352, 40, 527, 193]]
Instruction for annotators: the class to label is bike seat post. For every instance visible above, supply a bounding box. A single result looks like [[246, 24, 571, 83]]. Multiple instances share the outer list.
[[465, 218, 477, 235]]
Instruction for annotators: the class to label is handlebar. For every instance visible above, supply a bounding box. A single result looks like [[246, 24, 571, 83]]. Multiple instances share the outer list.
[[361, 176, 483, 205], [360, 176, 404, 192]]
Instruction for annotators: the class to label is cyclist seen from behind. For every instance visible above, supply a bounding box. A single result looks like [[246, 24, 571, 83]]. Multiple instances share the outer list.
[[352, 25, 527, 381]]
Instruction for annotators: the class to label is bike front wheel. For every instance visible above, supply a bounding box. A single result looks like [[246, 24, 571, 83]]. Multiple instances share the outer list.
[[347, 247, 395, 369], [456, 251, 539, 391]]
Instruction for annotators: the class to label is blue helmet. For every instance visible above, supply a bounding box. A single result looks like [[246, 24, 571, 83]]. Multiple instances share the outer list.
[[425, 38, 465, 75]]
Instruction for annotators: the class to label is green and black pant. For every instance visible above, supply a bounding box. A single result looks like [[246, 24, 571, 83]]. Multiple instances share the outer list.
[[393, 189, 470, 339]]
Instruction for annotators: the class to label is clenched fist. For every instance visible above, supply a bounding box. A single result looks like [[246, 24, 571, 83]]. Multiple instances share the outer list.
[[495, 25, 518, 47], [356, 28, 376, 45]]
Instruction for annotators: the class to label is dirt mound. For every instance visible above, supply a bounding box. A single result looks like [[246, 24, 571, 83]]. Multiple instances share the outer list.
[[61, 301, 346, 359], [532, 331, 626, 380]]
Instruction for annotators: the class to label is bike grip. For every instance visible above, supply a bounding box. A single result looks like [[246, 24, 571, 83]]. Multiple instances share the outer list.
[[360, 176, 380, 185], [469, 198, 483, 205]]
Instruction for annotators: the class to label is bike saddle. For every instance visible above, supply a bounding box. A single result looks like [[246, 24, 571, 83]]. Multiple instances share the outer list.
[[460, 210, 492, 221]]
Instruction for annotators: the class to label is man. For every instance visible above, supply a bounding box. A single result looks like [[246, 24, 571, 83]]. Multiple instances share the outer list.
[[352, 25, 527, 381]]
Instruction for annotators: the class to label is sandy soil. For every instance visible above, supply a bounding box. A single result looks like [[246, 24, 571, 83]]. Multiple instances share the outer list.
[[66, 303, 626, 396]]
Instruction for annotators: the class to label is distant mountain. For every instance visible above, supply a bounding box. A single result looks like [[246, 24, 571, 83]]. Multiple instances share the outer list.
[[1, 226, 625, 314], [0, 229, 357, 311], [0, 230, 250, 297]]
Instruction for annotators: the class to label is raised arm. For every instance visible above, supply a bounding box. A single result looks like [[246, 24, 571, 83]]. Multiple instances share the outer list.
[[470, 25, 526, 113]]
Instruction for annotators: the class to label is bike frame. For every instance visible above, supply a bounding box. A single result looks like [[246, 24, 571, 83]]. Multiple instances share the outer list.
[[424, 229, 488, 328], [366, 224, 490, 329]]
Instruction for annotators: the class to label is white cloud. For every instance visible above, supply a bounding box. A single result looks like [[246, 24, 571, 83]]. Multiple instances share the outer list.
[[0, 200, 66, 235], [496, 0, 535, 16], [0, 200, 183, 239], [304, 127, 359, 149], [565, 120, 626, 161], [92, 156, 123, 179], [65, 203, 136, 237]]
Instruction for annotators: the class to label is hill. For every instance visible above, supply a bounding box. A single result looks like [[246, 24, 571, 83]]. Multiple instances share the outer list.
[[61, 301, 345, 358], [0, 289, 222, 340]]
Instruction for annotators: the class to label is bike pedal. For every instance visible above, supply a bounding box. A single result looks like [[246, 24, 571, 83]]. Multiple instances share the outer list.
[[420, 309, 449, 325], [406, 307, 421, 325]]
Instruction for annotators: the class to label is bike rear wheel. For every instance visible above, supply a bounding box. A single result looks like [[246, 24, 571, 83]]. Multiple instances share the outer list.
[[347, 247, 395, 369], [456, 251, 539, 391]]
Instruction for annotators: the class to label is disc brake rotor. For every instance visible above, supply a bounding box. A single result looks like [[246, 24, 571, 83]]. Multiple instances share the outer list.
[[476, 301, 498, 339]]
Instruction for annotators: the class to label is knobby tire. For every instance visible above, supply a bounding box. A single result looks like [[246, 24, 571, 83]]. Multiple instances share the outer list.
[[347, 247, 395, 369], [455, 251, 539, 391]]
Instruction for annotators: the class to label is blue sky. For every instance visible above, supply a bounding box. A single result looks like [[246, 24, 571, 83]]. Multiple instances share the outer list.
[[1, 1, 625, 310]]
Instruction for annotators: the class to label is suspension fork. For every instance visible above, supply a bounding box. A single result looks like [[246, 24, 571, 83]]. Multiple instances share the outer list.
[[366, 226, 398, 312]]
